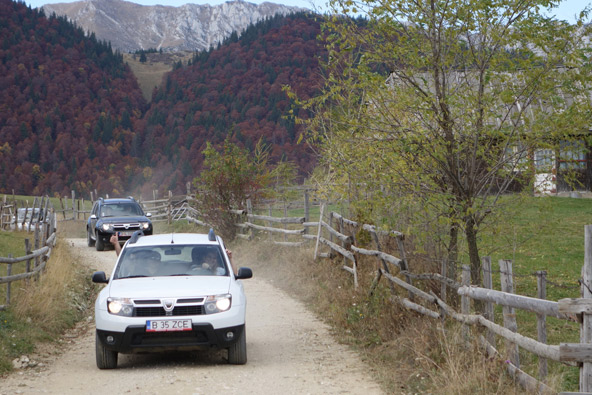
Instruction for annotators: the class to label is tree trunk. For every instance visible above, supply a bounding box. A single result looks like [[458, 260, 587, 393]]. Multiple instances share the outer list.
[[465, 216, 481, 285], [447, 218, 458, 281], [465, 215, 483, 312]]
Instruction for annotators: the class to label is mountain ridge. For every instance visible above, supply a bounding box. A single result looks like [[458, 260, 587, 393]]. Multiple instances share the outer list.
[[40, 0, 306, 52]]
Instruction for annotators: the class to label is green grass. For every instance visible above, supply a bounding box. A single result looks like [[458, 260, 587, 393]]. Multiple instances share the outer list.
[[482, 196, 589, 300], [477, 195, 592, 390], [0, 231, 34, 306]]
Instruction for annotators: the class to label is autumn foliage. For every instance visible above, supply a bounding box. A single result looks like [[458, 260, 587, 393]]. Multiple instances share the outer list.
[[0, 0, 146, 197], [0, 0, 324, 198]]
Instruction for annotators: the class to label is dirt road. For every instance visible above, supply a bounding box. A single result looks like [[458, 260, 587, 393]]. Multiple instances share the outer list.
[[1, 239, 383, 395]]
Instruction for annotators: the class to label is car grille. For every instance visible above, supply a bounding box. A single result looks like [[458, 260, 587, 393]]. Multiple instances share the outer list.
[[132, 298, 205, 317], [112, 223, 141, 231], [131, 329, 209, 346]]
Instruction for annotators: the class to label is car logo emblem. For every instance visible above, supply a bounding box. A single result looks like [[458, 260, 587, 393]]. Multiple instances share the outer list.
[[124, 224, 130, 229], [163, 299, 175, 314]]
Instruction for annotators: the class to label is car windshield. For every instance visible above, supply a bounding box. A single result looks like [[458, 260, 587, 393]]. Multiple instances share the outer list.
[[101, 203, 143, 217], [114, 245, 228, 279]]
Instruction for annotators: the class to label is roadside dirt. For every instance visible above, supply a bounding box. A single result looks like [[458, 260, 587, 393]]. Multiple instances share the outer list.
[[0, 239, 383, 394]]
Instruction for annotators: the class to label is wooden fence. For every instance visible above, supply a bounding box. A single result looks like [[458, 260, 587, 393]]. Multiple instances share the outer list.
[[0, 196, 57, 311], [179, 199, 591, 394], [4, 189, 590, 392]]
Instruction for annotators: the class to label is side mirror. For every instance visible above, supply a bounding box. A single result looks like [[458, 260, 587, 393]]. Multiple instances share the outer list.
[[90, 214, 97, 220], [235, 267, 253, 280], [146, 213, 152, 217], [92, 271, 109, 284]]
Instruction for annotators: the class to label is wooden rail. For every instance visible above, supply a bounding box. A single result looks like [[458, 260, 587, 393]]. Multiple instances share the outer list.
[[140, 190, 590, 393], [205, 199, 588, 393], [0, 196, 57, 311]]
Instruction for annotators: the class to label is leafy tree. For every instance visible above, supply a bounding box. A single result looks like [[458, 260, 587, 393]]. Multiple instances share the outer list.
[[193, 138, 272, 239], [302, 0, 592, 287]]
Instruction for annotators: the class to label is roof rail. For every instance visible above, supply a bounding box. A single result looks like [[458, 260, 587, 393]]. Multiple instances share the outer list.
[[127, 196, 135, 201], [129, 230, 144, 244]]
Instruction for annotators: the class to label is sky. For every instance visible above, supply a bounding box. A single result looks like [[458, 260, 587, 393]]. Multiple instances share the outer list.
[[22, 0, 591, 21]]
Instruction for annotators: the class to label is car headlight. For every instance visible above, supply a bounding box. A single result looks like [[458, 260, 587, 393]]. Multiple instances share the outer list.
[[204, 294, 231, 314], [142, 222, 150, 230], [102, 223, 112, 231], [107, 298, 134, 316]]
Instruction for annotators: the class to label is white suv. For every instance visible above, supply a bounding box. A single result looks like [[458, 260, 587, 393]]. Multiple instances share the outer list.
[[91, 230, 252, 369]]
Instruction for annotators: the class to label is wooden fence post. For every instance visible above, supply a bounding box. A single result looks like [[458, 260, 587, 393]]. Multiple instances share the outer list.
[[303, 190, 309, 235], [29, 197, 38, 232], [60, 197, 66, 220], [34, 220, 40, 271], [268, 203, 273, 242], [42, 196, 50, 241], [580, 225, 592, 391], [167, 191, 172, 225], [71, 190, 75, 220], [246, 199, 253, 240], [24, 239, 31, 284], [314, 203, 325, 261], [461, 264, 471, 340], [441, 258, 447, 302], [482, 256, 495, 346], [283, 201, 288, 242], [328, 211, 334, 258], [6, 254, 12, 306], [536, 270, 548, 381], [500, 259, 520, 368], [370, 228, 395, 294]]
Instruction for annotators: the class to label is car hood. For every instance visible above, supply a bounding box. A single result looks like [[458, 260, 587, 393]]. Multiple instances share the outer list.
[[107, 276, 232, 298], [98, 215, 150, 224]]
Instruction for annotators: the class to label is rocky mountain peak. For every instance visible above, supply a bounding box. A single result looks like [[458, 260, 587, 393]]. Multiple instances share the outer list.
[[40, 0, 306, 52]]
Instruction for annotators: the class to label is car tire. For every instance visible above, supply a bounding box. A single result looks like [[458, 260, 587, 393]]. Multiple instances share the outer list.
[[95, 332, 118, 369], [95, 234, 105, 251], [227, 328, 247, 365], [87, 228, 95, 247]]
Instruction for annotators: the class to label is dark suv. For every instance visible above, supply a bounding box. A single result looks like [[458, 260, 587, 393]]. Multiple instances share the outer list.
[[87, 197, 153, 251]]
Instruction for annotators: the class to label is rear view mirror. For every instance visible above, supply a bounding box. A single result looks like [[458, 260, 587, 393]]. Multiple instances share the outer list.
[[236, 267, 253, 280], [92, 271, 108, 284]]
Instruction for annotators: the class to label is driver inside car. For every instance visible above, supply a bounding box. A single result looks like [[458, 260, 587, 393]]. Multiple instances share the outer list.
[[119, 249, 161, 277]]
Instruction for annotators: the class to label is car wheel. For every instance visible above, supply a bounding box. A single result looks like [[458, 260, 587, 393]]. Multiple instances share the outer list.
[[95, 332, 117, 369], [95, 235, 105, 251], [227, 328, 247, 365], [87, 228, 95, 247]]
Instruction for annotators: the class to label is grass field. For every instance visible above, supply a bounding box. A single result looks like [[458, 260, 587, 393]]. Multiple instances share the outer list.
[[123, 51, 195, 102], [475, 195, 592, 389], [250, 194, 592, 391]]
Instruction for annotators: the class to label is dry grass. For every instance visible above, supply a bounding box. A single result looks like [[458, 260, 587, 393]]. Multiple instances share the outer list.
[[10, 242, 93, 329], [232, 239, 562, 394], [56, 219, 87, 239], [123, 51, 194, 101], [0, 236, 96, 374]]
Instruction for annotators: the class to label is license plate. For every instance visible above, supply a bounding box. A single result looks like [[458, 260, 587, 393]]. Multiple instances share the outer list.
[[118, 231, 135, 237], [146, 319, 192, 332]]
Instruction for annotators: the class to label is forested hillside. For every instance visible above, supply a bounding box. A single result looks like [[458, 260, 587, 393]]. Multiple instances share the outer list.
[[0, 0, 146, 196], [135, 12, 323, 193], [0, 1, 323, 197]]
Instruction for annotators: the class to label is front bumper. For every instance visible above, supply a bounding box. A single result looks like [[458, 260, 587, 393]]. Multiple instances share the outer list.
[[96, 323, 245, 353], [97, 228, 153, 243]]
